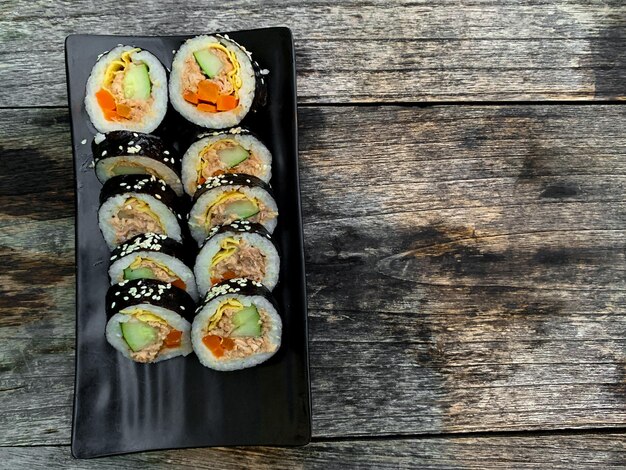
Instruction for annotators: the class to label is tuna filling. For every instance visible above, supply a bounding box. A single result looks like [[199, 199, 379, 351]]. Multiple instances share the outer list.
[[111, 198, 165, 245], [127, 319, 171, 363], [109, 70, 154, 121], [210, 240, 267, 284], [183, 48, 234, 96], [207, 199, 276, 228], [206, 307, 276, 360], [197, 140, 264, 183]]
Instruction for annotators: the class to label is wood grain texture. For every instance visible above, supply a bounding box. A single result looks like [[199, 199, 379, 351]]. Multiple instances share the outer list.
[[2, 434, 626, 469], [1, 106, 625, 448], [1, 0, 625, 106]]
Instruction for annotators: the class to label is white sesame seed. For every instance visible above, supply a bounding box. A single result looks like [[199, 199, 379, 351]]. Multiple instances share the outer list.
[[81, 139, 87, 145]]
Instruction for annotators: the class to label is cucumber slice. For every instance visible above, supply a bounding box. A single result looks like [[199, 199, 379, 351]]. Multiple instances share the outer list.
[[123, 63, 151, 100], [121, 321, 158, 351], [232, 305, 260, 328], [231, 320, 262, 338], [111, 165, 146, 176], [218, 146, 249, 168], [226, 200, 259, 219], [123, 266, 156, 280], [193, 49, 223, 78]]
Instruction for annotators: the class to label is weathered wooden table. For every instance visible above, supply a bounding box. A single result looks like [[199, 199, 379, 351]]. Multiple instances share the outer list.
[[1, 1, 625, 467]]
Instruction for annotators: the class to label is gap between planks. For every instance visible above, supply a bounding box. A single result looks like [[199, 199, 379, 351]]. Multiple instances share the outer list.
[[1, 100, 626, 112], [1, 426, 624, 449]]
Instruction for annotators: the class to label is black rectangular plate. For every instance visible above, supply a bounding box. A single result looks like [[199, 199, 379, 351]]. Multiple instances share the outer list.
[[65, 28, 311, 458]]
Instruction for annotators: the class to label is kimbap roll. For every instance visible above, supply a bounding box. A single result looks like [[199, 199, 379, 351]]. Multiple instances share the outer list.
[[195, 221, 279, 296], [170, 35, 262, 128], [188, 173, 278, 245], [106, 279, 195, 363], [93, 131, 183, 196], [109, 233, 198, 301], [98, 175, 185, 249], [182, 128, 272, 196], [85, 46, 168, 133], [191, 278, 282, 371]]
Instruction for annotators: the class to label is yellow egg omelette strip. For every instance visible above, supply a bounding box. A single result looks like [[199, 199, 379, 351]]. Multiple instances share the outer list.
[[207, 43, 242, 95], [204, 192, 256, 228], [208, 299, 243, 331], [210, 237, 240, 267], [121, 307, 168, 325], [103, 48, 141, 88], [123, 197, 165, 232], [197, 138, 242, 176], [129, 256, 178, 278]]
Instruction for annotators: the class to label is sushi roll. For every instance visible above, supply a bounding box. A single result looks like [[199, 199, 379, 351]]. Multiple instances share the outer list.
[[93, 131, 184, 196], [191, 278, 282, 371], [109, 233, 198, 301], [170, 35, 264, 128], [85, 46, 168, 133], [182, 128, 272, 195], [105, 279, 195, 363], [188, 173, 278, 245], [98, 175, 185, 249], [195, 221, 279, 296]]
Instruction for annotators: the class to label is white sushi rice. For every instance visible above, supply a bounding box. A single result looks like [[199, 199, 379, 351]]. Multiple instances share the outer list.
[[106, 304, 192, 362], [194, 231, 279, 296], [109, 251, 199, 301], [188, 186, 278, 245], [191, 295, 282, 371], [98, 193, 182, 249], [85, 46, 168, 133], [95, 156, 184, 196], [181, 133, 273, 195], [169, 35, 256, 129]]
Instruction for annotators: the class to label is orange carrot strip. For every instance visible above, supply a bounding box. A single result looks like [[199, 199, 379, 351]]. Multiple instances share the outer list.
[[197, 102, 217, 113], [164, 330, 182, 348], [116, 103, 132, 119], [216, 94, 238, 111], [183, 90, 199, 105], [197, 80, 220, 103], [103, 108, 118, 121], [96, 88, 117, 110], [210, 270, 238, 285], [197, 176, 207, 185], [202, 335, 223, 357], [202, 335, 235, 358], [172, 278, 186, 290]]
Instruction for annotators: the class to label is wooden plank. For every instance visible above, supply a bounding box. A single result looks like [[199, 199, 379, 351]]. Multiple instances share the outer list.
[[1, 0, 625, 106], [1, 106, 626, 446], [2, 434, 626, 468]]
